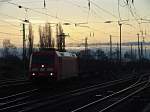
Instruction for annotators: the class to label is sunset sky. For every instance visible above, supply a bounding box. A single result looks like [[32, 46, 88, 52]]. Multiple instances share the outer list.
[[0, 0, 150, 47]]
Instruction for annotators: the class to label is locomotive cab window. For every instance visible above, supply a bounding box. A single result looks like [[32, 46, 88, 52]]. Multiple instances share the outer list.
[[32, 55, 54, 65]]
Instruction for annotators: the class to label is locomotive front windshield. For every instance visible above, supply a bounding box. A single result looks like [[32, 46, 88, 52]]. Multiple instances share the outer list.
[[32, 54, 54, 65]]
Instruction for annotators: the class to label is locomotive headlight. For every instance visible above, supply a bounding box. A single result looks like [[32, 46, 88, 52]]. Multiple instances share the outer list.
[[42, 65, 44, 68], [32, 73, 36, 76], [50, 73, 53, 76]]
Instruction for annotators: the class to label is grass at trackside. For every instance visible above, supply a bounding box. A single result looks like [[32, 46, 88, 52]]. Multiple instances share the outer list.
[[0, 57, 28, 80]]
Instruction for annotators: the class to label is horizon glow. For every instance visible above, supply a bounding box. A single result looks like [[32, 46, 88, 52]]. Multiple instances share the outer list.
[[0, 0, 150, 47]]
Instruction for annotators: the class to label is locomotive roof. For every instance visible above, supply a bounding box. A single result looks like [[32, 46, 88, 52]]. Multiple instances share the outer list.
[[32, 50, 77, 58], [56, 51, 77, 58]]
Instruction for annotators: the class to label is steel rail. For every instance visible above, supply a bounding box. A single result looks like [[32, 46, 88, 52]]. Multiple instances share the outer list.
[[71, 77, 148, 112], [0, 81, 31, 88], [98, 79, 150, 112], [0, 75, 137, 112], [1, 73, 149, 112], [18, 76, 139, 112]]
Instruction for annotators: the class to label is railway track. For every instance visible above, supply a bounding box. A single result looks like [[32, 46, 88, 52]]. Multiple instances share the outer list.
[[0, 89, 39, 103], [0, 80, 30, 88], [107, 79, 150, 112], [0, 74, 140, 112], [0, 79, 36, 98], [30, 75, 149, 112], [71, 77, 149, 112], [0, 73, 149, 112]]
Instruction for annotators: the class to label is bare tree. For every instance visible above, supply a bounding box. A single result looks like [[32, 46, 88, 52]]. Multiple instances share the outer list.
[[39, 25, 44, 48], [39, 23, 53, 49], [56, 23, 66, 51], [28, 23, 34, 57], [45, 23, 52, 47], [2, 39, 18, 57], [51, 38, 55, 48], [3, 39, 10, 57]]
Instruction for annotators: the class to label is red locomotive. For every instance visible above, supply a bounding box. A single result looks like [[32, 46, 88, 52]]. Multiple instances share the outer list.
[[29, 48, 78, 81]]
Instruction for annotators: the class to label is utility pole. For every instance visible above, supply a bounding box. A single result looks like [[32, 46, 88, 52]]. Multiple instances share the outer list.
[[56, 23, 69, 52], [145, 47, 147, 59], [119, 23, 122, 63], [110, 35, 112, 60], [85, 37, 88, 55], [137, 33, 140, 60], [130, 44, 133, 60], [142, 31, 145, 58], [57, 33, 69, 51], [141, 42, 143, 59], [22, 23, 27, 75], [117, 42, 119, 61], [23, 23, 26, 61]]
